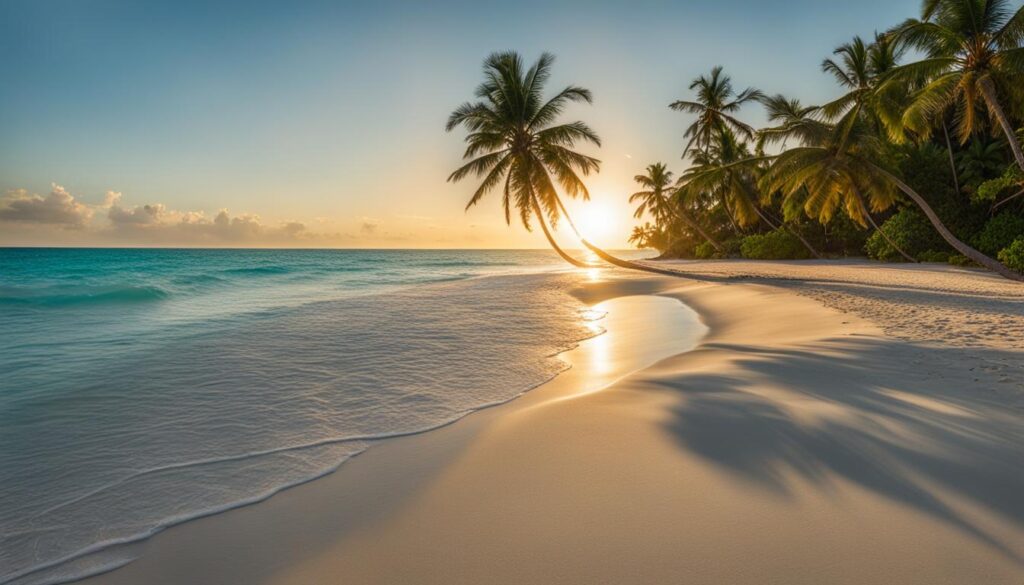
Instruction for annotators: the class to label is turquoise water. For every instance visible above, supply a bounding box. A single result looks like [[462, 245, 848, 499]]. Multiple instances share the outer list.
[[0, 248, 641, 585]]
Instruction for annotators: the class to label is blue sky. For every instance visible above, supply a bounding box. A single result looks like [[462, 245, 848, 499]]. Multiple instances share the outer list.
[[0, 0, 920, 247]]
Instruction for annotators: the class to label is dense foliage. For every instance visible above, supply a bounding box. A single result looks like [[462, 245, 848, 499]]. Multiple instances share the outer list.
[[740, 229, 813, 260], [864, 209, 948, 261], [998, 237, 1024, 272], [623, 0, 1024, 280]]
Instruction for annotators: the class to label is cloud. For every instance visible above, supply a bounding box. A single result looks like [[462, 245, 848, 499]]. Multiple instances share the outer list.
[[102, 198, 320, 245], [0, 185, 401, 247], [108, 202, 167, 225], [0, 184, 93, 227], [360, 218, 379, 234], [102, 191, 123, 208]]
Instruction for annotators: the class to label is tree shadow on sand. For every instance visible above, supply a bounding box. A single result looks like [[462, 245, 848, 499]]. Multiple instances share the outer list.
[[651, 337, 1024, 563]]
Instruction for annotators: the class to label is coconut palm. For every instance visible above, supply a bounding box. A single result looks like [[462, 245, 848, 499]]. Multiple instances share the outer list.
[[629, 163, 674, 224], [678, 130, 823, 258], [757, 94, 831, 151], [630, 163, 724, 251], [822, 35, 902, 117], [885, 0, 1024, 171], [670, 66, 764, 159], [957, 137, 1009, 191], [759, 94, 916, 262], [762, 113, 1023, 280], [446, 51, 601, 268]]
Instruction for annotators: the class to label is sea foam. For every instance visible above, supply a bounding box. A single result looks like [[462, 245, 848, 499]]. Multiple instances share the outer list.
[[0, 249, 615, 585]]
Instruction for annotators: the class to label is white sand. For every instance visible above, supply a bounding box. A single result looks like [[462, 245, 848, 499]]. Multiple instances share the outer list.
[[83, 261, 1024, 585]]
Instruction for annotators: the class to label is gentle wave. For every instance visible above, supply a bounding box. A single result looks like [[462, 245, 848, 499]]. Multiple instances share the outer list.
[[220, 265, 293, 275], [0, 256, 602, 585], [0, 285, 171, 306], [6, 354, 586, 585]]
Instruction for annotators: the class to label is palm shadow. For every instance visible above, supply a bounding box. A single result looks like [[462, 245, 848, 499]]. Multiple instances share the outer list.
[[651, 337, 1024, 563]]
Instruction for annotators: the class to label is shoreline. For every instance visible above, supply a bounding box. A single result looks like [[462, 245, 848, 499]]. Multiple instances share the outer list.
[[83, 265, 1024, 584]]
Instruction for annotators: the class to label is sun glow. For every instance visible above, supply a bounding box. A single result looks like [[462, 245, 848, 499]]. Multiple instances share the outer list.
[[576, 201, 618, 242]]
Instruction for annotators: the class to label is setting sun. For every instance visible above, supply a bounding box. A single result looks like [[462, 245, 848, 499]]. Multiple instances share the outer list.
[[577, 201, 619, 242]]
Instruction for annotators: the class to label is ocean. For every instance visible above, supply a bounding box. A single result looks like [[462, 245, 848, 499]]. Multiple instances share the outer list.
[[0, 248, 645, 585]]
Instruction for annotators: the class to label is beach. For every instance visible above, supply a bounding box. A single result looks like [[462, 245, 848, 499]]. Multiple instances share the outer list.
[[80, 260, 1024, 585]]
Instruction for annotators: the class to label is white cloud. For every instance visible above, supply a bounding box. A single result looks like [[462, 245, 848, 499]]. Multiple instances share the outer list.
[[0, 184, 93, 227]]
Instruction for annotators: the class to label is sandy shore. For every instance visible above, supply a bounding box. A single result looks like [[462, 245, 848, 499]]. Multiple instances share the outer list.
[[84, 261, 1024, 584]]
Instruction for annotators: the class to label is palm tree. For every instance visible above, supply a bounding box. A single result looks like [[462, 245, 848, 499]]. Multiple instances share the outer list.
[[670, 66, 764, 159], [759, 94, 916, 262], [627, 222, 669, 251], [446, 51, 601, 268], [822, 35, 902, 113], [885, 0, 1024, 171], [762, 113, 1024, 280], [757, 94, 831, 151], [630, 163, 724, 252], [678, 130, 823, 258], [957, 137, 1008, 191], [629, 163, 674, 224]]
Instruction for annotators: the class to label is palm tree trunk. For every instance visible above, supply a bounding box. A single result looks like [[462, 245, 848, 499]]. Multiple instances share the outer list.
[[992, 186, 1024, 212], [752, 205, 822, 259], [874, 165, 1024, 282], [723, 202, 742, 233], [941, 121, 961, 194], [672, 207, 724, 252], [531, 197, 597, 269], [853, 190, 917, 263], [980, 78, 1024, 173], [580, 239, 698, 277]]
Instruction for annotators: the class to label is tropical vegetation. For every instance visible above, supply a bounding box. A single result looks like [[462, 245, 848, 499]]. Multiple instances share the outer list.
[[448, 0, 1024, 281]]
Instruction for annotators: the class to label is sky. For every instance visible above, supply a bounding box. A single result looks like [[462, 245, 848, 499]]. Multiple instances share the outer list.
[[0, 0, 921, 248]]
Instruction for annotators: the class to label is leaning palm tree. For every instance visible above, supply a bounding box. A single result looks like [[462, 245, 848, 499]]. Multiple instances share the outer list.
[[759, 94, 916, 262], [679, 130, 822, 258], [762, 113, 1023, 281], [630, 163, 724, 252], [670, 66, 764, 159], [446, 51, 602, 268], [884, 0, 1024, 171]]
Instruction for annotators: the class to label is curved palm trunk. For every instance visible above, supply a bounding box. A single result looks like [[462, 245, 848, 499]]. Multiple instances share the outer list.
[[531, 197, 598, 269], [672, 207, 724, 252], [752, 205, 823, 259], [875, 165, 1024, 282], [549, 196, 696, 275], [581, 239, 697, 277], [941, 121, 961, 194], [980, 78, 1024, 173], [992, 186, 1024, 212], [853, 190, 917, 263]]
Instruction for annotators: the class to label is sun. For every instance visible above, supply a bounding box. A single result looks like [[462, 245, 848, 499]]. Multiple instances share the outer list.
[[577, 201, 618, 242]]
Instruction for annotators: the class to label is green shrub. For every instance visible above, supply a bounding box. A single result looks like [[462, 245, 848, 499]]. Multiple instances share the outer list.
[[723, 238, 743, 256], [975, 166, 1023, 203], [694, 241, 717, 259], [972, 212, 1024, 256], [948, 254, 977, 267], [865, 208, 947, 262], [918, 250, 951, 263], [739, 229, 811, 260], [998, 237, 1024, 273]]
